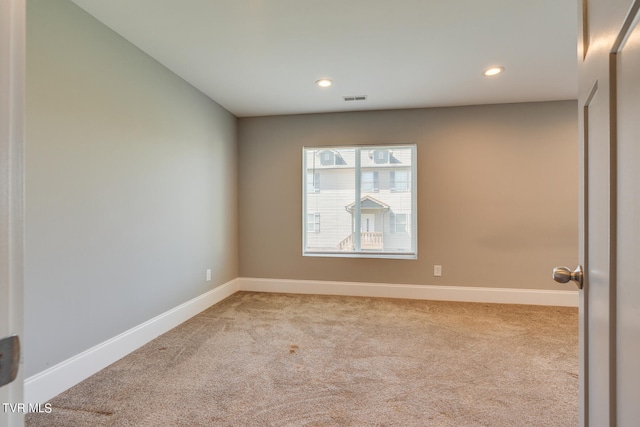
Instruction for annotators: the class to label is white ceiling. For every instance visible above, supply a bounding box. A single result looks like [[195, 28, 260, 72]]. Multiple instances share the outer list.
[[70, 0, 578, 118]]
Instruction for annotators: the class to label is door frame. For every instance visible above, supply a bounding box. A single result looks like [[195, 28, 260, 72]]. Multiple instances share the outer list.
[[0, 0, 25, 425]]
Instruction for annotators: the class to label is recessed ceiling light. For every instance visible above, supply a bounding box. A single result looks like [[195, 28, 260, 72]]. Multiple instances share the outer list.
[[316, 79, 332, 88], [483, 67, 504, 76]]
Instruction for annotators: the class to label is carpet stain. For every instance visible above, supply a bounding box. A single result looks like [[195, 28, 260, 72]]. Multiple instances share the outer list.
[[289, 344, 299, 354]]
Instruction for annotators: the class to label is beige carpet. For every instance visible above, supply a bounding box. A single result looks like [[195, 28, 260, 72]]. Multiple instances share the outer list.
[[26, 292, 578, 426]]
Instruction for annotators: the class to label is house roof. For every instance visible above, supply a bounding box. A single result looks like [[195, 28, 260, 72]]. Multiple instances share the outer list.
[[345, 196, 390, 213], [305, 146, 413, 170]]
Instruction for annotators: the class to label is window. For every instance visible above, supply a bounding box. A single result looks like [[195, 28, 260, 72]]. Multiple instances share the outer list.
[[373, 150, 389, 164], [361, 171, 379, 193], [306, 172, 320, 192], [391, 213, 409, 233], [303, 144, 417, 259], [306, 213, 320, 233], [391, 170, 410, 192], [320, 150, 335, 165]]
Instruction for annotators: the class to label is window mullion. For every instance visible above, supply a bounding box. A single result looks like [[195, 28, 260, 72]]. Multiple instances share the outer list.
[[354, 147, 361, 251]]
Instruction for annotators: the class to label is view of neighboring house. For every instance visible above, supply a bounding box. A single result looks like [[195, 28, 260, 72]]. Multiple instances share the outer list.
[[304, 145, 416, 255]]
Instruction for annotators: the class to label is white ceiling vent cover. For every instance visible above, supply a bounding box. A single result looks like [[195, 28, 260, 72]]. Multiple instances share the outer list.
[[343, 95, 367, 101]]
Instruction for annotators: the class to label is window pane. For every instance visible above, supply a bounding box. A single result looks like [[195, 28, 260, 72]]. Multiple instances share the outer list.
[[306, 214, 321, 233], [306, 172, 319, 192], [393, 170, 409, 192], [305, 147, 356, 251], [361, 171, 378, 193], [394, 213, 408, 233], [304, 145, 416, 258]]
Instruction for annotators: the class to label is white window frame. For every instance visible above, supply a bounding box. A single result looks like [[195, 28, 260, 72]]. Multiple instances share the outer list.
[[302, 144, 417, 259]]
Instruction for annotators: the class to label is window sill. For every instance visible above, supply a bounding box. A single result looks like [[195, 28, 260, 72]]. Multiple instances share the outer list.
[[303, 251, 417, 260]]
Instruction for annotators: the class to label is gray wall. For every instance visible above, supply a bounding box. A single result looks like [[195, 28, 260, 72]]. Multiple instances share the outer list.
[[25, 0, 238, 377], [238, 101, 578, 291]]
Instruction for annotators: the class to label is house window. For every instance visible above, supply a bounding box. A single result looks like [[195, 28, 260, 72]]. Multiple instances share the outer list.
[[306, 213, 320, 233], [361, 171, 379, 193], [391, 213, 409, 233], [306, 172, 320, 192], [373, 150, 389, 164], [303, 144, 417, 259], [391, 170, 410, 192], [320, 150, 335, 165]]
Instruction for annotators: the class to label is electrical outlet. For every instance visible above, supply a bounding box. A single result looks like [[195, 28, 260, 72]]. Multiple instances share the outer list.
[[434, 265, 442, 277], [206, 269, 211, 281]]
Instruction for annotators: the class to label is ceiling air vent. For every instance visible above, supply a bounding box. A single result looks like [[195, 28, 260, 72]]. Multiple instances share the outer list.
[[343, 95, 367, 102]]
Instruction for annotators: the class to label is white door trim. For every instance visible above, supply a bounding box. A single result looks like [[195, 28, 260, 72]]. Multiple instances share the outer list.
[[0, 0, 25, 425]]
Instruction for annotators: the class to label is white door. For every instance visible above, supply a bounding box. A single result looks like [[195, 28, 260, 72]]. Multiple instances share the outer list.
[[574, 0, 640, 425], [0, 0, 25, 426], [360, 214, 375, 233]]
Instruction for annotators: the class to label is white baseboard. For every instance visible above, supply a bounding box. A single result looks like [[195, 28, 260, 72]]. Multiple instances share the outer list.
[[24, 279, 239, 405], [238, 277, 579, 307], [24, 276, 577, 405]]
